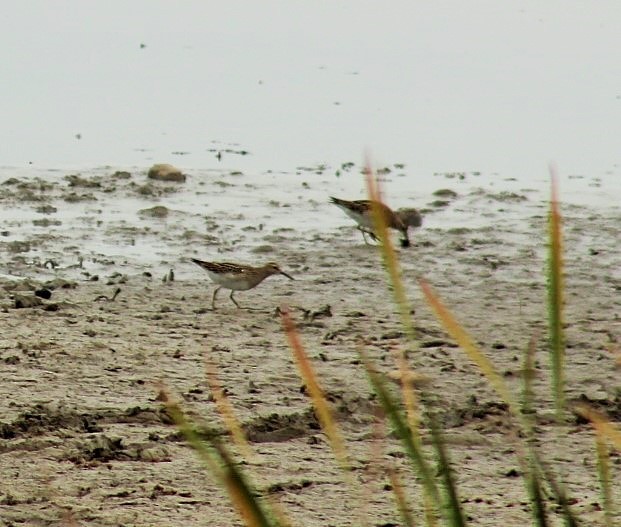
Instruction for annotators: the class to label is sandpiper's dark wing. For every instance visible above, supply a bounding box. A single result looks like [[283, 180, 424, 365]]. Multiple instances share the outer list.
[[330, 197, 375, 215], [191, 258, 251, 275]]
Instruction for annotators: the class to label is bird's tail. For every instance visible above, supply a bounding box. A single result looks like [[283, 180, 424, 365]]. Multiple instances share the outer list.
[[190, 258, 209, 271]]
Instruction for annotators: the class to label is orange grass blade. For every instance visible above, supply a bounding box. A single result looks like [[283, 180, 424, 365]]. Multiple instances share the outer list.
[[418, 278, 522, 421], [427, 412, 468, 527], [281, 307, 348, 468], [363, 159, 412, 333], [364, 159, 421, 435], [388, 469, 417, 527], [574, 405, 621, 451], [205, 355, 254, 462], [281, 307, 369, 527], [547, 167, 565, 421], [360, 350, 442, 515]]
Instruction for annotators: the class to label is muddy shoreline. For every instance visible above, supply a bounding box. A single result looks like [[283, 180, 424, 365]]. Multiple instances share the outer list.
[[0, 166, 619, 526]]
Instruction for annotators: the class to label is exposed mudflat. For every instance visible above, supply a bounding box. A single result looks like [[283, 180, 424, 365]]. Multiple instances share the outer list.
[[0, 166, 619, 526]]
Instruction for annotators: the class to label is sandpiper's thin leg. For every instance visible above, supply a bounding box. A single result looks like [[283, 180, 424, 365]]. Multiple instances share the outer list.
[[358, 226, 372, 245], [367, 230, 380, 243], [211, 286, 221, 310], [359, 226, 380, 245], [230, 290, 242, 309]]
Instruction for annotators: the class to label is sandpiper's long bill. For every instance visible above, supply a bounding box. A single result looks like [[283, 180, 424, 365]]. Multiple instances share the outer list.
[[330, 196, 414, 247], [190, 258, 294, 309]]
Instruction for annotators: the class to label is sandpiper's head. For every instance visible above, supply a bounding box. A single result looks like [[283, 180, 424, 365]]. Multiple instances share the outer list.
[[396, 208, 423, 229], [265, 262, 294, 280], [391, 217, 409, 247]]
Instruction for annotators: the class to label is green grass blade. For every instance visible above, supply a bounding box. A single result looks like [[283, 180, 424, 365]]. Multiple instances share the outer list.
[[520, 454, 549, 527], [521, 333, 538, 418], [361, 353, 442, 520], [595, 436, 613, 527], [517, 337, 549, 527], [547, 168, 565, 421], [575, 404, 619, 525], [427, 411, 468, 527], [205, 356, 255, 462], [162, 390, 281, 527], [533, 453, 580, 527]]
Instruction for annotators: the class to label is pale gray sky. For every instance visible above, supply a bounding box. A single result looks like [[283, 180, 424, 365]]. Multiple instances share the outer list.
[[1, 1, 619, 180]]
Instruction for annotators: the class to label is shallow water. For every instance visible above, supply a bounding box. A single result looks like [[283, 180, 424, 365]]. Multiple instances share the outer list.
[[0, 164, 618, 283], [1, 1, 620, 183]]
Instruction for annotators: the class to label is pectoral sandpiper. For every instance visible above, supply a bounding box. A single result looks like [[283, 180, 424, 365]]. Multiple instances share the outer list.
[[330, 196, 416, 247], [190, 258, 294, 309]]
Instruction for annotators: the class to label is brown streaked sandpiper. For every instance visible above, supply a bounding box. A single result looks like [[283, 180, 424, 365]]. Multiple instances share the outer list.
[[329, 196, 414, 247], [190, 258, 294, 309]]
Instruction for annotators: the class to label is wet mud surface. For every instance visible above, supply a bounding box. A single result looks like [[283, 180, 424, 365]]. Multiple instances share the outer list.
[[0, 166, 619, 525]]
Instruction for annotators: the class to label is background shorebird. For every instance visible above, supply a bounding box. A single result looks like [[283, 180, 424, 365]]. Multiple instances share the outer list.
[[190, 258, 294, 309], [330, 196, 419, 247]]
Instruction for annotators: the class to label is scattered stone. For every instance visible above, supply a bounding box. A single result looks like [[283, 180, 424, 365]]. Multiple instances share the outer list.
[[32, 218, 62, 227], [2, 177, 21, 185], [147, 163, 186, 182], [381, 330, 404, 340], [433, 188, 458, 198], [44, 278, 77, 290], [139, 205, 169, 218], [63, 192, 97, 203], [64, 174, 101, 188], [344, 311, 366, 317], [251, 244, 274, 254], [35, 204, 57, 214], [307, 305, 332, 321], [94, 287, 122, 302], [34, 288, 52, 299], [136, 184, 156, 196], [6, 241, 31, 253], [112, 170, 131, 179], [487, 191, 527, 202], [139, 445, 171, 462], [14, 294, 42, 309], [420, 339, 449, 348], [4, 355, 20, 364]]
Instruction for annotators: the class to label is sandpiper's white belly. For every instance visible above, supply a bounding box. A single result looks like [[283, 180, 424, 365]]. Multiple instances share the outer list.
[[206, 271, 254, 290], [341, 207, 373, 229]]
